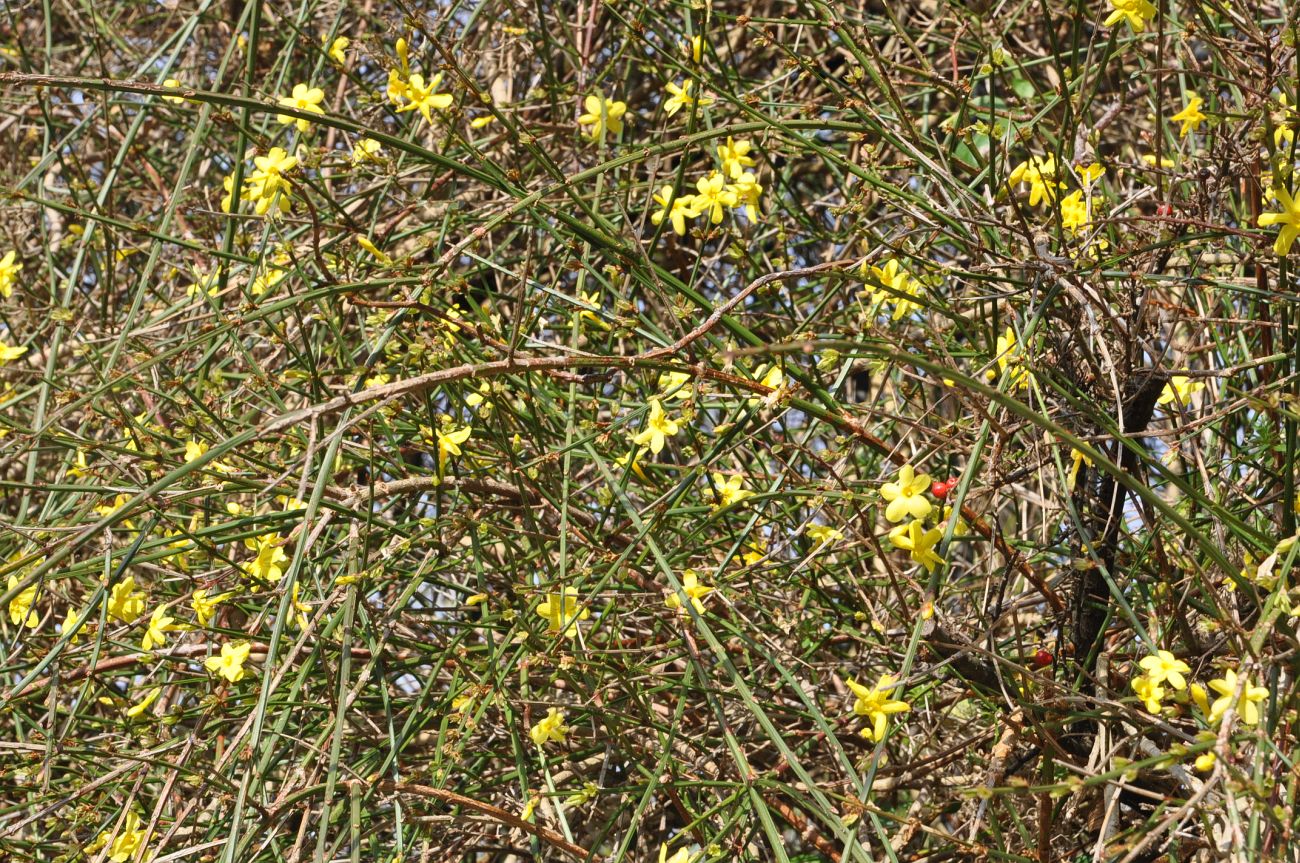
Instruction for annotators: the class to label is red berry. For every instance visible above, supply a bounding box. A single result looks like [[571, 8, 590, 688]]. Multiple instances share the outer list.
[[1156, 202, 1173, 218], [1032, 649, 1053, 668], [931, 478, 958, 499]]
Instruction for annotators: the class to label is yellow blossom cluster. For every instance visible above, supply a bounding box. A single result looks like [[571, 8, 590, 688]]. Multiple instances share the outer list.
[[649, 137, 764, 236]]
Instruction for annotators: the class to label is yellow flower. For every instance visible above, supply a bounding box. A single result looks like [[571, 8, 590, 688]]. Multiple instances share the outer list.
[[1138, 649, 1191, 690], [386, 69, 409, 106], [87, 810, 148, 863], [59, 606, 82, 643], [1157, 375, 1204, 408], [351, 137, 384, 165], [0, 340, 27, 364], [1259, 183, 1300, 256], [746, 363, 785, 407], [577, 94, 627, 141], [684, 34, 703, 63], [140, 605, 181, 651], [397, 73, 453, 123], [108, 576, 146, 623], [1207, 668, 1269, 726], [1059, 190, 1091, 234], [356, 236, 392, 264], [994, 326, 1029, 391], [1008, 155, 1060, 207], [436, 424, 472, 471], [530, 706, 569, 747], [692, 171, 738, 224], [323, 34, 349, 65], [465, 380, 492, 407], [1076, 162, 1105, 185], [657, 371, 694, 401], [660, 845, 692, 863], [888, 519, 945, 572], [291, 582, 311, 629], [1067, 448, 1093, 491], [1189, 681, 1211, 716], [865, 259, 923, 320], [666, 569, 714, 614], [614, 448, 648, 481], [1273, 92, 1297, 150], [806, 523, 843, 546], [1170, 92, 1207, 138], [1103, 0, 1157, 32], [711, 473, 753, 509], [1194, 750, 1216, 772], [846, 674, 911, 742], [663, 79, 711, 117], [243, 534, 289, 585], [880, 464, 932, 523], [68, 448, 91, 478], [0, 250, 19, 298], [632, 399, 681, 455], [727, 171, 763, 223], [1131, 675, 1165, 713], [245, 147, 298, 217], [650, 185, 698, 236], [125, 686, 161, 719], [160, 78, 187, 104], [536, 586, 590, 638], [469, 114, 496, 129], [205, 641, 252, 683], [184, 439, 208, 463], [250, 254, 289, 297], [276, 83, 326, 132], [6, 573, 38, 627], [717, 137, 756, 179], [191, 589, 231, 628]]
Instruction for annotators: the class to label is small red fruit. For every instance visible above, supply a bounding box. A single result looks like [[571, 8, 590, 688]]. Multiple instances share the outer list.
[[1032, 649, 1053, 668], [931, 478, 958, 499], [1156, 202, 1173, 218]]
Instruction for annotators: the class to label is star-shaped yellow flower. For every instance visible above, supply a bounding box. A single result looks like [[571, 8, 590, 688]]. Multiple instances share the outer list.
[[650, 185, 698, 236], [1259, 183, 1300, 256], [1131, 674, 1164, 713], [0, 249, 22, 298], [717, 137, 755, 179], [276, 83, 326, 132], [632, 399, 680, 455], [1103, 0, 1156, 32], [577, 94, 627, 141], [536, 586, 590, 638], [846, 674, 911, 742], [665, 569, 713, 614], [663, 79, 711, 117], [140, 605, 181, 651], [880, 464, 932, 523], [1170, 92, 1207, 138], [888, 519, 945, 572], [1157, 374, 1204, 408], [710, 473, 753, 509], [1138, 649, 1190, 690], [530, 706, 569, 747], [205, 641, 252, 683], [1208, 668, 1269, 726]]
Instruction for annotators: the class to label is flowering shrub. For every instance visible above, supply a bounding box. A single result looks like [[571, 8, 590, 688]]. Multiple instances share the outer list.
[[1, 1, 1298, 860]]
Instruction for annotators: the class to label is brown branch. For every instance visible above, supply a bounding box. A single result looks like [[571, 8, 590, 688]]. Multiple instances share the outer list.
[[9, 641, 415, 699], [330, 476, 634, 551], [349, 779, 598, 862], [641, 260, 853, 360]]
